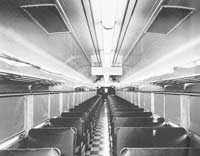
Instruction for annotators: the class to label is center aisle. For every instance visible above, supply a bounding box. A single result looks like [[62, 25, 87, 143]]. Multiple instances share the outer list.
[[86, 99, 111, 156]]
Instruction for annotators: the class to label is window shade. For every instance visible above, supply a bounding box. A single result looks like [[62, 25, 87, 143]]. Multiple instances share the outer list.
[[190, 96, 200, 135], [140, 93, 145, 108], [63, 93, 69, 112], [0, 96, 24, 142], [165, 94, 181, 125], [33, 95, 48, 125], [134, 92, 138, 105], [144, 93, 151, 111], [50, 94, 60, 117], [154, 94, 165, 117], [69, 93, 74, 109]]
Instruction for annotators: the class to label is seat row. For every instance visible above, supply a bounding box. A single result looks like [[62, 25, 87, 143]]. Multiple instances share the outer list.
[[0, 95, 103, 156], [107, 95, 200, 156]]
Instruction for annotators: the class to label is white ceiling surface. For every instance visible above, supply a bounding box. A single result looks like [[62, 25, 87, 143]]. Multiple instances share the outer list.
[[91, 0, 128, 57], [1, 0, 200, 87], [0, 0, 93, 86], [120, 0, 200, 86], [113, 0, 158, 64], [90, 0, 200, 85], [60, 0, 98, 61]]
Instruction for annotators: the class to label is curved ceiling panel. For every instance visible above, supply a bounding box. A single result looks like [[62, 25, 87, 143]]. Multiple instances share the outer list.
[[122, 1, 200, 84], [121, 0, 200, 84], [0, 0, 92, 84], [60, 0, 100, 64], [113, 0, 159, 65]]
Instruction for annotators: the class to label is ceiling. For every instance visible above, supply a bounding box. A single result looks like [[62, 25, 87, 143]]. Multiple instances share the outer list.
[[0, 0, 94, 86], [0, 0, 199, 87], [121, 0, 200, 84]]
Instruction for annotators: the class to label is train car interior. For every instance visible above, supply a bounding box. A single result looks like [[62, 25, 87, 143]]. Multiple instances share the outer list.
[[1, 0, 200, 156]]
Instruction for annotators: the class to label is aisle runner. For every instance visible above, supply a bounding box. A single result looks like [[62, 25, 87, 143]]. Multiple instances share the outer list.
[[86, 102, 110, 156]]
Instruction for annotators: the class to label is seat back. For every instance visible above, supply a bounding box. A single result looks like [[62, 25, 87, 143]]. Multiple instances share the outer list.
[[113, 117, 165, 128], [112, 112, 152, 117], [61, 112, 84, 117], [0, 148, 60, 156], [21, 128, 76, 156], [50, 118, 84, 137], [111, 108, 144, 112], [110, 105, 138, 109], [116, 127, 190, 156], [49, 117, 85, 149], [120, 148, 200, 156]]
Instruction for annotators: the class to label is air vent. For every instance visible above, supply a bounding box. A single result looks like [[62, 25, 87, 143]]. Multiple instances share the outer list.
[[22, 4, 69, 34], [147, 6, 194, 34]]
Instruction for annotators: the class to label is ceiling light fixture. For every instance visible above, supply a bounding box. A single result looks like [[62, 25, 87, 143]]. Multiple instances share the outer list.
[[102, 0, 115, 29], [91, 0, 120, 85]]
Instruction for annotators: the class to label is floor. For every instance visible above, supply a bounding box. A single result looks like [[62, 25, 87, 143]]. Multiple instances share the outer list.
[[86, 100, 111, 156]]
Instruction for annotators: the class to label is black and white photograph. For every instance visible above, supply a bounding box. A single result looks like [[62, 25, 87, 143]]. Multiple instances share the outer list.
[[0, 0, 200, 156]]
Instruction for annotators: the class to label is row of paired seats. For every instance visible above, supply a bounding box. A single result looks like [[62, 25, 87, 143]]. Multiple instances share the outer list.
[[108, 95, 200, 156], [0, 95, 103, 156]]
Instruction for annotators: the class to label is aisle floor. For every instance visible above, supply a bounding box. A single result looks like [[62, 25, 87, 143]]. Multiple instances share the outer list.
[[86, 100, 111, 156]]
